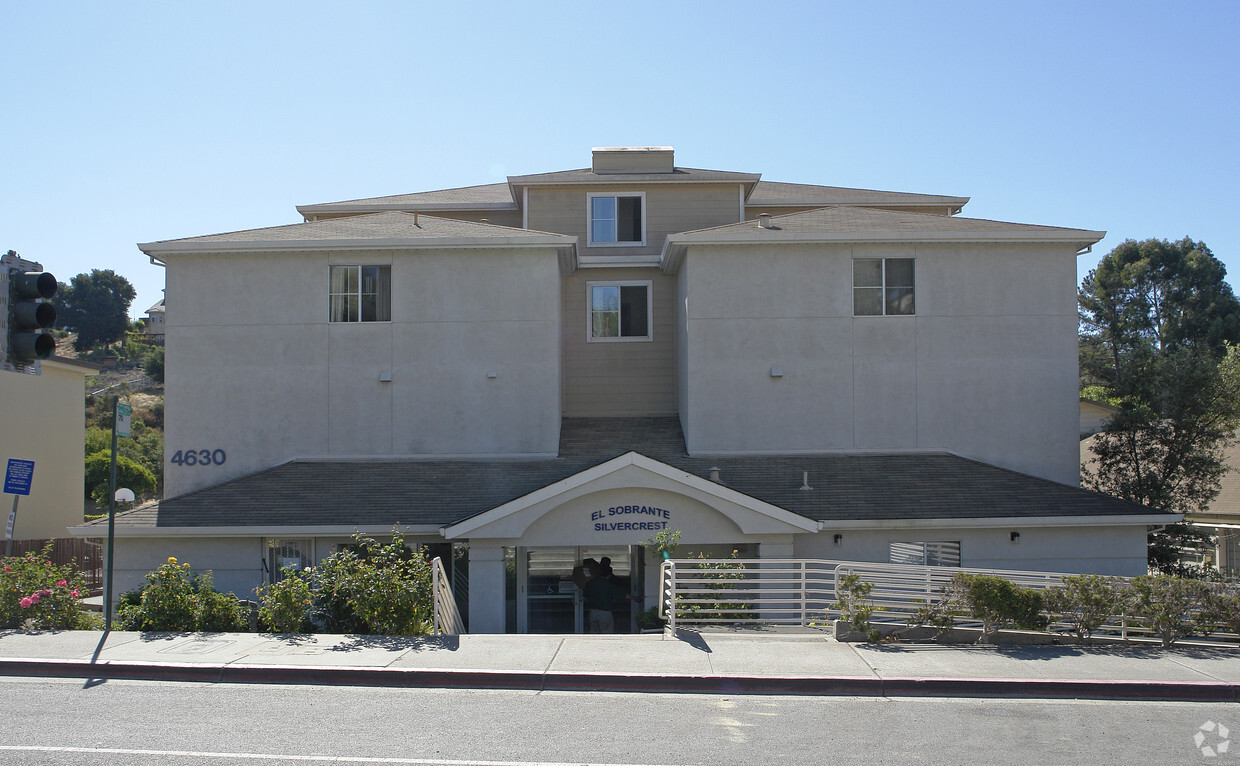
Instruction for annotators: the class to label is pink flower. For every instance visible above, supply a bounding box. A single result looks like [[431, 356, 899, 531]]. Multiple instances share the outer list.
[[19, 597, 32, 608], [71, 590, 79, 598], [29, 594, 40, 604], [56, 580, 67, 587], [3, 566, 8, 571]]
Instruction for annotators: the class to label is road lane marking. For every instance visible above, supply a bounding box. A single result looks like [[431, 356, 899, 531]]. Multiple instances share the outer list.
[[0, 746, 687, 766]]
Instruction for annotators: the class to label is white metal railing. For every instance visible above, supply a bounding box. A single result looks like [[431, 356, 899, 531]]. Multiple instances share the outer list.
[[431, 556, 466, 636], [659, 559, 839, 633], [658, 558, 1240, 646]]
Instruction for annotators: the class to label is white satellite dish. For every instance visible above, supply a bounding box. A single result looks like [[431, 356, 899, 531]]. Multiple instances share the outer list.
[[114, 488, 135, 503]]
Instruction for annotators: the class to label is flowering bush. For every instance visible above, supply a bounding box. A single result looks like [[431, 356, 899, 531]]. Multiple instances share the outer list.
[[255, 532, 433, 635], [0, 543, 96, 630], [117, 557, 246, 632], [255, 570, 314, 633]]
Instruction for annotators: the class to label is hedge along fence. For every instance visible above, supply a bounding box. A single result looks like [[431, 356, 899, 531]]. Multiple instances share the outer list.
[[833, 562, 1240, 647]]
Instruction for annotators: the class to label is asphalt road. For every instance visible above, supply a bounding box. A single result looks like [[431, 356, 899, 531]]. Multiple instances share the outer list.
[[0, 677, 1233, 765]]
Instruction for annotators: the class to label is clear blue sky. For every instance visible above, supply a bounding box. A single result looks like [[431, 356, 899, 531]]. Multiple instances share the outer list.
[[4, 1, 1238, 319]]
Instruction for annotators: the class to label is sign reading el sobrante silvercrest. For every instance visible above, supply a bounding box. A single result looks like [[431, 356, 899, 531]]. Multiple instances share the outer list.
[[590, 503, 671, 532]]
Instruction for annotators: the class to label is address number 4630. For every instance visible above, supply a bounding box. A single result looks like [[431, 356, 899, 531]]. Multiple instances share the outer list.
[[170, 449, 227, 467]]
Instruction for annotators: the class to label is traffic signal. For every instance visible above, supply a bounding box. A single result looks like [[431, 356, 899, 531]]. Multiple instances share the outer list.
[[7, 269, 57, 362]]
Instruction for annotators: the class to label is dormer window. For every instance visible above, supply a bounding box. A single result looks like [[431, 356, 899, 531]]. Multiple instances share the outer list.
[[588, 192, 645, 247]]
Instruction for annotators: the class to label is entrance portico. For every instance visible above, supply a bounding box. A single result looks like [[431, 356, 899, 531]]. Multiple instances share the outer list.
[[442, 452, 817, 634]]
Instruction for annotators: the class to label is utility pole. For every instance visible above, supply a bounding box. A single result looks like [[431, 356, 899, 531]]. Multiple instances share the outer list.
[[104, 397, 130, 630]]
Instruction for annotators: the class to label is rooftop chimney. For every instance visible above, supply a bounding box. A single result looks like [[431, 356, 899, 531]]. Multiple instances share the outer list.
[[592, 146, 675, 174]]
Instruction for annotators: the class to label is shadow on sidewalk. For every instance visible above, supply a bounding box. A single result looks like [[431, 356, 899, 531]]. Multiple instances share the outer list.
[[327, 635, 459, 653]]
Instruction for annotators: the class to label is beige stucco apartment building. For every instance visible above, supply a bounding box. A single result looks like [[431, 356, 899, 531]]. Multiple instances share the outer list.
[[81, 147, 1175, 633], [2, 357, 98, 540]]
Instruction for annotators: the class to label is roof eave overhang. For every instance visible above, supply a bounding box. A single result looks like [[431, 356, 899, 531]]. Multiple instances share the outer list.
[[817, 513, 1180, 531], [747, 197, 971, 210], [139, 236, 577, 256], [68, 523, 445, 539], [296, 202, 519, 216], [661, 230, 1106, 274]]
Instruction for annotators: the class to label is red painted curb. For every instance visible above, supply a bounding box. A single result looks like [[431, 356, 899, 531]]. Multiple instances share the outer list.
[[1, 658, 1236, 701]]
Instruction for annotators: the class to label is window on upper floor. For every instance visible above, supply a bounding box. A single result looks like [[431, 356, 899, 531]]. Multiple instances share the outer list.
[[329, 265, 391, 322], [588, 192, 645, 247], [854, 258, 915, 316], [890, 541, 961, 567], [588, 281, 651, 341]]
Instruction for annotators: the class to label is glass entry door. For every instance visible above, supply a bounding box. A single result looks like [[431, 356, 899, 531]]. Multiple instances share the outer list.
[[516, 545, 634, 634]]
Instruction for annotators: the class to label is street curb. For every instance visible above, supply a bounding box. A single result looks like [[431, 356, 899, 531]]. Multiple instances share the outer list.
[[1, 658, 1237, 701]]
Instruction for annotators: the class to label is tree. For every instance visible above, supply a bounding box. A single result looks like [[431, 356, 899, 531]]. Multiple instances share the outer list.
[[84, 451, 157, 506], [56, 270, 137, 351], [1079, 238, 1240, 574], [1079, 238, 1240, 392]]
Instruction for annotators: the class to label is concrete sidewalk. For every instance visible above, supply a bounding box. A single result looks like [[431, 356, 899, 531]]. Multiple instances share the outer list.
[[1, 629, 1238, 701]]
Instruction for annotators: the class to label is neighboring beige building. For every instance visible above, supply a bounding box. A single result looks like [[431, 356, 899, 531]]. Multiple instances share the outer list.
[[81, 147, 1175, 632], [1, 357, 99, 540], [1188, 442, 1240, 578], [1079, 398, 1118, 437]]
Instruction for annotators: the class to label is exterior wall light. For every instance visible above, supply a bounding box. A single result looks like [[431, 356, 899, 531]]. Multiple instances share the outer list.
[[833, 534, 843, 546], [1010, 531, 1020, 543]]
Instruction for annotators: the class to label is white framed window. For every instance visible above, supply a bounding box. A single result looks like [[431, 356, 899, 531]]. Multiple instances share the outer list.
[[587, 192, 645, 247], [854, 258, 915, 316], [329, 265, 391, 322], [889, 541, 961, 567], [587, 280, 652, 342]]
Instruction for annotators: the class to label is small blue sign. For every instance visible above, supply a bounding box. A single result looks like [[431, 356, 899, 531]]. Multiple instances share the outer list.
[[4, 459, 35, 496]]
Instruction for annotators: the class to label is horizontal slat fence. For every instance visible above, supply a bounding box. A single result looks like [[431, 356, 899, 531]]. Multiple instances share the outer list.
[[660, 558, 1240, 647]]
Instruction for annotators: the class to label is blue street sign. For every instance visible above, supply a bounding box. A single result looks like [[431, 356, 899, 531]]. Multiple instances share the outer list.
[[4, 459, 35, 496]]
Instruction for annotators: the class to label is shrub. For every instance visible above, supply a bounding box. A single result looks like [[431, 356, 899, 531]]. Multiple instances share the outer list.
[[256, 569, 314, 633], [635, 606, 665, 631], [1199, 582, 1240, 637], [1128, 575, 1211, 647], [1044, 574, 1127, 644], [0, 544, 96, 630], [947, 573, 1048, 640], [834, 573, 875, 633], [256, 532, 434, 636], [118, 557, 246, 632]]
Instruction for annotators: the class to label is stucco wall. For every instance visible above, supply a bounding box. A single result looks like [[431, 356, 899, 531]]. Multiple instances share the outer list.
[[678, 242, 1081, 485], [0, 361, 91, 540], [108, 537, 264, 600], [792, 525, 1148, 577], [164, 247, 563, 496]]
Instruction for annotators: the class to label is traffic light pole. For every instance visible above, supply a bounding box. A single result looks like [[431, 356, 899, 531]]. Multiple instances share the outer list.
[[104, 397, 118, 630]]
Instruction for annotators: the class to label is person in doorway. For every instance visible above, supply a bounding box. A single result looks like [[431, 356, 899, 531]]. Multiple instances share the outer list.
[[584, 564, 629, 633]]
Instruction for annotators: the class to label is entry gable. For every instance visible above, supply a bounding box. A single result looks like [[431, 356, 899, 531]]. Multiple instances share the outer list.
[[441, 452, 817, 540]]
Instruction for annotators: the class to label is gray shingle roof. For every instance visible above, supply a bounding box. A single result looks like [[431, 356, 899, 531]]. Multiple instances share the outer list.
[[139, 212, 574, 252], [297, 183, 517, 213], [102, 417, 1170, 531], [748, 180, 968, 209], [679, 206, 1104, 239]]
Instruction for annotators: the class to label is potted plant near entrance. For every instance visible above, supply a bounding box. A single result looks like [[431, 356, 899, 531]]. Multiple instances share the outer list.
[[645, 529, 682, 560]]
